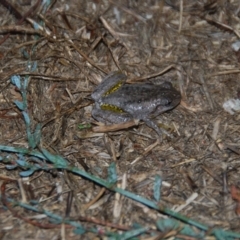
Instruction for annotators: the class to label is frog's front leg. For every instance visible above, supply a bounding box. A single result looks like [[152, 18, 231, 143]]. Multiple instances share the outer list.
[[92, 103, 133, 124]]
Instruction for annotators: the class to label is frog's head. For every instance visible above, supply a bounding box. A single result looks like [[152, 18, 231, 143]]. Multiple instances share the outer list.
[[153, 86, 181, 116]]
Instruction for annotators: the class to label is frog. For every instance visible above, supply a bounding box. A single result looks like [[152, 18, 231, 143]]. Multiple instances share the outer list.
[[91, 71, 181, 137]]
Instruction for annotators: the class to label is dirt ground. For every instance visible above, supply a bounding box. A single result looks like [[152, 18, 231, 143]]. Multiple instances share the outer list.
[[1, 0, 240, 239]]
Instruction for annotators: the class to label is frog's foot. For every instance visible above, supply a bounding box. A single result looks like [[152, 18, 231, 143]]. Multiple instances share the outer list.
[[143, 118, 172, 139], [92, 107, 133, 124]]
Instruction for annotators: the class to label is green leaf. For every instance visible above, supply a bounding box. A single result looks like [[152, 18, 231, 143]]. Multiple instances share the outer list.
[[156, 218, 179, 232], [10, 75, 21, 89], [78, 123, 92, 130], [30, 61, 37, 72], [6, 164, 18, 170], [153, 175, 162, 202], [23, 76, 29, 89], [21, 49, 29, 59], [25, 126, 36, 149], [14, 100, 25, 111], [119, 227, 149, 240], [41, 149, 69, 168], [73, 227, 86, 235], [33, 124, 41, 147], [20, 169, 35, 177], [23, 111, 30, 125], [108, 162, 117, 185]]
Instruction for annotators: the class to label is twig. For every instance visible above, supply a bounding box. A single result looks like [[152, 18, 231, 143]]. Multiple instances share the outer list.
[[109, 0, 146, 23], [204, 15, 240, 38], [92, 119, 139, 133], [100, 16, 134, 39], [128, 65, 175, 83], [178, 0, 183, 32], [101, 35, 122, 71], [0, 0, 41, 45], [0, 25, 45, 36], [83, 188, 106, 210], [64, 33, 107, 74], [131, 139, 159, 165], [199, 75, 214, 110]]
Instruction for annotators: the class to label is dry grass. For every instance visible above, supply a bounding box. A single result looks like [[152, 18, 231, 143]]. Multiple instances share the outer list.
[[1, 0, 240, 239]]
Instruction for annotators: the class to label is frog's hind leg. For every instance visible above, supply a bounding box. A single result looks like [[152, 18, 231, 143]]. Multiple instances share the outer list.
[[92, 107, 133, 124], [91, 72, 127, 101], [143, 118, 171, 139]]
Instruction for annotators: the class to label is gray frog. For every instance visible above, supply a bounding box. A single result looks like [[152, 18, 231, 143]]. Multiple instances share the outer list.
[[91, 71, 181, 137]]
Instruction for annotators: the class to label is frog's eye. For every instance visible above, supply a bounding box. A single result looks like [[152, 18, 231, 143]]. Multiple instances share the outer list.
[[164, 99, 172, 105]]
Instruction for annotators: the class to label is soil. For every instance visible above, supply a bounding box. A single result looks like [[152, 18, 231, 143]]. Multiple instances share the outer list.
[[1, 0, 240, 239]]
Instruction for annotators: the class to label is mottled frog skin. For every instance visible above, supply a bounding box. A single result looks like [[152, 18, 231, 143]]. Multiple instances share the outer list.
[[91, 71, 181, 136]]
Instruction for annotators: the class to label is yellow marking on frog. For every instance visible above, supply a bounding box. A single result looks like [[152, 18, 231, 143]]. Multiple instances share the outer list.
[[101, 103, 124, 113], [103, 81, 124, 96]]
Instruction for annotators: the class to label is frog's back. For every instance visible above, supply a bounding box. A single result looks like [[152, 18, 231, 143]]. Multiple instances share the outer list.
[[102, 82, 180, 118]]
